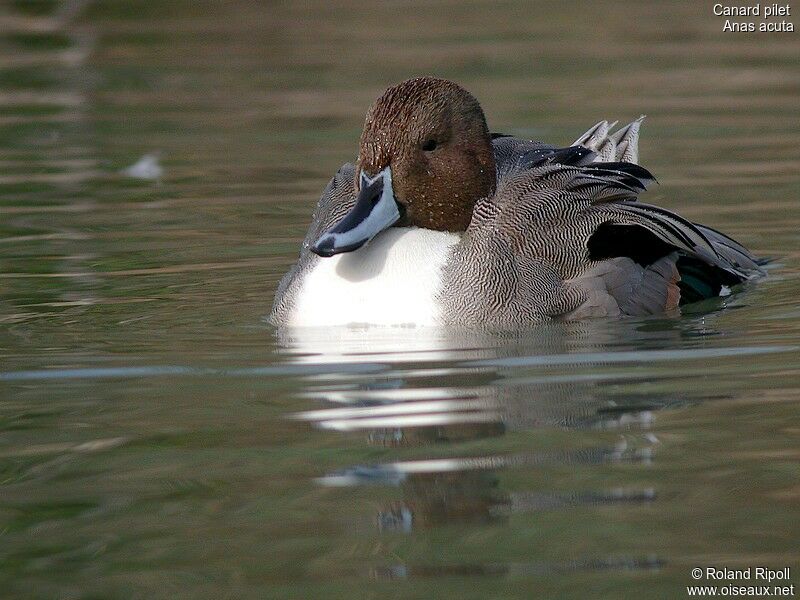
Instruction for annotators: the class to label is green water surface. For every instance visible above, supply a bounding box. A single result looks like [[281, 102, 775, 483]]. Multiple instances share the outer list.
[[1, 1, 799, 598]]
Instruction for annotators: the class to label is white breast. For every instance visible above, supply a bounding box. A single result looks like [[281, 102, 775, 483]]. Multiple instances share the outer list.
[[288, 228, 461, 327]]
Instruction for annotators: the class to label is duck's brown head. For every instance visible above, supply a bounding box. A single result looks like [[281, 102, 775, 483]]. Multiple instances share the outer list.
[[311, 77, 496, 257]]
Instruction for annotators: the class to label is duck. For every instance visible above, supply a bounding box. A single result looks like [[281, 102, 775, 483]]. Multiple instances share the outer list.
[[269, 77, 764, 328]]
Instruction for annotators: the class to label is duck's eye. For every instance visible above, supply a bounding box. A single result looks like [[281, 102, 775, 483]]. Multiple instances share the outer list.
[[422, 139, 438, 152]]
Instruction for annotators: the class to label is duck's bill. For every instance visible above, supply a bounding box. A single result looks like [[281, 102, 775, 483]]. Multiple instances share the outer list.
[[311, 167, 401, 257]]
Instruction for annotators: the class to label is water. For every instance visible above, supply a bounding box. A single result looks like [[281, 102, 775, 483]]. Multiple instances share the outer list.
[[2, 1, 799, 598]]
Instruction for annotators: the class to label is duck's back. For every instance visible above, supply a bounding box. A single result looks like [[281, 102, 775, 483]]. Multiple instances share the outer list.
[[439, 121, 764, 326]]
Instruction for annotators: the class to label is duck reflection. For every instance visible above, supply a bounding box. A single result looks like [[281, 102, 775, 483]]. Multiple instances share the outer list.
[[277, 318, 696, 537]]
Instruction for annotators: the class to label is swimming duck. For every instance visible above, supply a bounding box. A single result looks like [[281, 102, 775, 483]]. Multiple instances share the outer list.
[[269, 77, 764, 327]]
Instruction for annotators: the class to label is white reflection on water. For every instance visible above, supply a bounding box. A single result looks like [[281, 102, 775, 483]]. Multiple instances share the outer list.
[[274, 325, 500, 364], [277, 322, 796, 436], [271, 320, 792, 547]]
